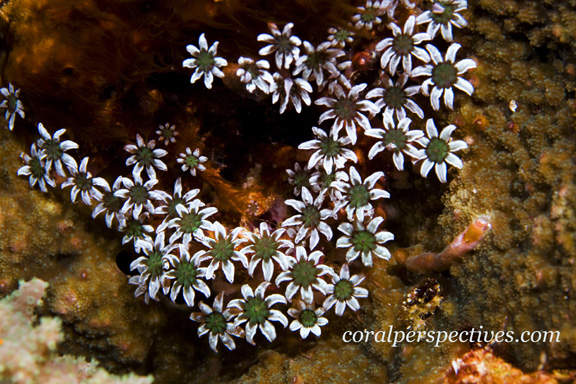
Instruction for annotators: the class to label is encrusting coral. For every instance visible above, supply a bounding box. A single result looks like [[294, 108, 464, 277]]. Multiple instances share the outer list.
[[0, 278, 152, 384], [0, 0, 575, 383]]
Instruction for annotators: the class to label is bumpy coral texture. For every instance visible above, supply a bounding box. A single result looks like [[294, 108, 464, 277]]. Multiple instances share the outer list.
[[443, 0, 576, 372], [0, 278, 152, 384], [0, 0, 575, 383]]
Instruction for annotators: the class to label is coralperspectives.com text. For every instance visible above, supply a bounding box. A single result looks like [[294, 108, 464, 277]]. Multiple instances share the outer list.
[[342, 326, 561, 348]]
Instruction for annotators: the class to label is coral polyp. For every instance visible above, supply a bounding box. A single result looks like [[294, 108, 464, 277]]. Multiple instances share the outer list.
[[8, 0, 475, 361], [5, 0, 572, 382]]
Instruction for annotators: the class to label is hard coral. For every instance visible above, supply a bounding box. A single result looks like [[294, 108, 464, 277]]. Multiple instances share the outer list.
[[0, 278, 152, 384], [2, 0, 576, 383]]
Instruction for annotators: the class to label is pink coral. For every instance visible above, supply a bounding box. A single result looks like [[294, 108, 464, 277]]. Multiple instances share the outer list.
[[403, 218, 492, 273]]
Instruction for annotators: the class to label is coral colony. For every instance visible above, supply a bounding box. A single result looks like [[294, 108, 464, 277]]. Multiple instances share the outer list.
[[7, 0, 476, 353]]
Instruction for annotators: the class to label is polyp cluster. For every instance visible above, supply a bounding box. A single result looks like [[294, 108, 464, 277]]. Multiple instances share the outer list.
[[7, 0, 476, 353]]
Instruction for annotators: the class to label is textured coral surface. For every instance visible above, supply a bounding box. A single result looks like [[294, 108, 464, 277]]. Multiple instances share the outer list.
[[0, 278, 152, 383], [0, 0, 575, 383]]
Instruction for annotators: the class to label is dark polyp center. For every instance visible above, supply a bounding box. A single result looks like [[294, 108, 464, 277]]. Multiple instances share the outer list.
[[384, 86, 407, 109], [196, 50, 215, 71], [206, 312, 227, 335], [432, 62, 457, 89], [384, 129, 408, 150], [392, 34, 414, 56], [245, 296, 270, 325], [335, 98, 357, 121], [292, 261, 318, 288], [43, 140, 63, 160], [146, 251, 164, 279], [319, 136, 341, 158], [348, 184, 370, 209], [212, 239, 235, 262], [179, 212, 201, 234], [174, 260, 200, 288], [426, 137, 450, 163], [299, 309, 318, 327], [136, 147, 154, 166], [334, 279, 354, 301], [301, 206, 321, 229], [352, 230, 377, 253], [31, 157, 46, 179], [185, 155, 200, 168], [431, 3, 455, 25], [254, 236, 278, 261], [130, 184, 149, 204]]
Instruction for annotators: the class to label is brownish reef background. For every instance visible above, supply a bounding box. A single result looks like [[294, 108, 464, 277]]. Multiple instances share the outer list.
[[0, 0, 575, 383]]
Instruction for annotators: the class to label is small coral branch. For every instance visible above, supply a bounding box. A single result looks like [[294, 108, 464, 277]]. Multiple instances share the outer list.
[[398, 218, 491, 274]]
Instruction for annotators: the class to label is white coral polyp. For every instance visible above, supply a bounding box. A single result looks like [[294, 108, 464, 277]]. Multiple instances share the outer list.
[[323, 263, 369, 315], [161, 243, 211, 307], [275, 246, 334, 304], [36, 123, 78, 178], [182, 33, 228, 89], [416, 0, 469, 42], [124, 134, 168, 180], [332, 166, 390, 222], [315, 83, 379, 145], [236, 57, 274, 94], [17, 143, 54, 193], [415, 118, 468, 183], [270, 72, 312, 114], [288, 300, 329, 339], [245, 223, 293, 282], [376, 15, 431, 75], [411, 43, 477, 111], [336, 216, 394, 267], [229, 282, 288, 345], [298, 126, 357, 174], [352, 0, 386, 30], [0, 82, 25, 131], [365, 73, 424, 121], [61, 157, 108, 205], [200, 221, 249, 284], [365, 113, 423, 171], [283, 187, 334, 250], [258, 22, 302, 70], [293, 41, 344, 87], [190, 292, 245, 352]]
